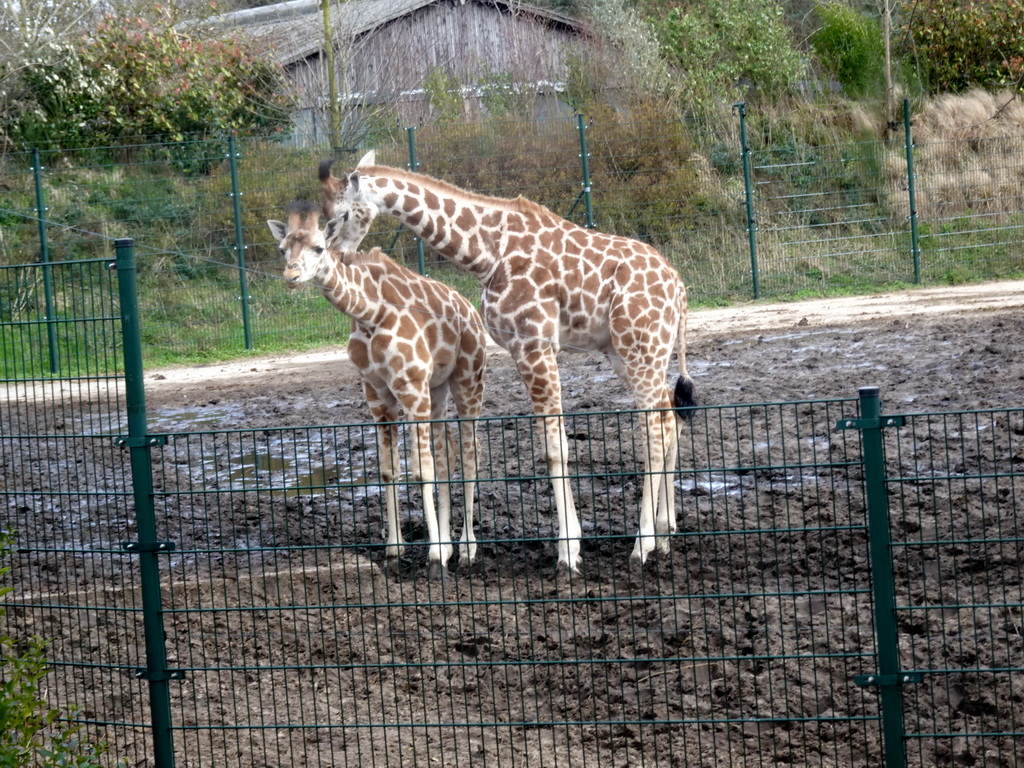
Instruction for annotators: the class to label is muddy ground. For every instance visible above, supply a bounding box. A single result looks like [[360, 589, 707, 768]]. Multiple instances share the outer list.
[[5, 280, 1024, 767]]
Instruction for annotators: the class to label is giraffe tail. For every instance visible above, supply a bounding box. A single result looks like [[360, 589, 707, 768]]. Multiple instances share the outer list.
[[673, 376, 697, 420], [672, 292, 697, 421]]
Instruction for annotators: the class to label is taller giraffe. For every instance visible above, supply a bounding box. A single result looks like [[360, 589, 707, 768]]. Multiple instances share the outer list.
[[321, 153, 696, 574]]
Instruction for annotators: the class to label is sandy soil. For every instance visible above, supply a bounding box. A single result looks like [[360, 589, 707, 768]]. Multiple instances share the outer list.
[[143, 278, 1024, 415]]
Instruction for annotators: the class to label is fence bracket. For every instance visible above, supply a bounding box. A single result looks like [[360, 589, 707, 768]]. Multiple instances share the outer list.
[[121, 541, 176, 553], [836, 416, 905, 431], [134, 669, 186, 682], [854, 672, 922, 688], [114, 434, 167, 448]]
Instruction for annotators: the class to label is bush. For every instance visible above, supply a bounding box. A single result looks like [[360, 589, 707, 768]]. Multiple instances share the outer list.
[[811, 2, 886, 99], [902, 0, 1024, 92], [0, 535, 110, 767], [644, 0, 807, 108], [6, 8, 291, 151]]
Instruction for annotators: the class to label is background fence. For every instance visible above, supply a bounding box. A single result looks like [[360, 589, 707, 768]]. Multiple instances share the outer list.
[[1, 102, 1023, 374], [1, 243, 1022, 766]]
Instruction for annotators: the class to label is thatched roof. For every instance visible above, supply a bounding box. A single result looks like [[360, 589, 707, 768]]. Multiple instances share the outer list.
[[205, 0, 583, 68]]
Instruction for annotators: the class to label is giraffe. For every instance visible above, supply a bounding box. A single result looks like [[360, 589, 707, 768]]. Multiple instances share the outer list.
[[320, 153, 696, 574], [267, 200, 488, 579]]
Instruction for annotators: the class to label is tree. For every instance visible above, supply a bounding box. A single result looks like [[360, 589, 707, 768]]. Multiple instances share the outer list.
[[0, 0, 104, 148]]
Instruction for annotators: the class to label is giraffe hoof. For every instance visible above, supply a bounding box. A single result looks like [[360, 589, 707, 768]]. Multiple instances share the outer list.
[[554, 560, 583, 582], [385, 556, 401, 577], [629, 549, 648, 570], [427, 561, 448, 582]]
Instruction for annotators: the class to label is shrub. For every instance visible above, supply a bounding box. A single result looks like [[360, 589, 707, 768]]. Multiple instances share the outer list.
[[811, 2, 886, 99], [644, 0, 807, 109], [6, 9, 290, 151], [902, 0, 1024, 93]]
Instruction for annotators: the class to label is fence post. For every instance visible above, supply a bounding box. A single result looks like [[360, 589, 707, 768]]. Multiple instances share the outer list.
[[228, 136, 254, 349], [734, 103, 760, 300], [839, 387, 913, 768], [902, 99, 921, 285], [576, 113, 595, 229], [406, 126, 427, 275], [113, 238, 180, 768], [32, 148, 60, 373]]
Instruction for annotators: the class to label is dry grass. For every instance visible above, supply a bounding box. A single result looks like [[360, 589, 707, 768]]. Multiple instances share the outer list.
[[884, 89, 1024, 220]]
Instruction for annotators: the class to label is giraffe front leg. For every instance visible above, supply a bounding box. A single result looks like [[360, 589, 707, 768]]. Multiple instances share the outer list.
[[541, 413, 582, 573], [510, 345, 582, 574], [429, 416, 456, 567], [457, 421, 480, 567], [367, 387, 404, 571], [377, 421, 404, 566], [409, 420, 446, 580]]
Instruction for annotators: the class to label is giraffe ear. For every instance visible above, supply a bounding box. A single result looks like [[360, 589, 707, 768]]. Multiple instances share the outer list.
[[324, 217, 345, 245], [267, 220, 287, 243], [348, 171, 361, 197], [357, 150, 375, 168]]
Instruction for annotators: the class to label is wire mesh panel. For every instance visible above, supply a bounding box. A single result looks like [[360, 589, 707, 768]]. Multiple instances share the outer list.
[[140, 397, 892, 767], [750, 138, 915, 296], [901, 134, 1024, 284], [0, 258, 153, 763], [886, 408, 1024, 767]]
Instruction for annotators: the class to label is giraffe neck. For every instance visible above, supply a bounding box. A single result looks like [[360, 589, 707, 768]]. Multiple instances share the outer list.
[[314, 256, 381, 326], [367, 173, 501, 283]]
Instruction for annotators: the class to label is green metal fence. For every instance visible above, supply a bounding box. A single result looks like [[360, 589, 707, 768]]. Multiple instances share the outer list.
[[2, 241, 1022, 767], [2, 101, 1023, 372]]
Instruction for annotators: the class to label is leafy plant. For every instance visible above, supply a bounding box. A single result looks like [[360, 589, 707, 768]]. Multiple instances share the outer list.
[[644, 0, 807, 109], [7, 8, 291, 152], [811, 2, 886, 99], [902, 0, 1024, 92], [422, 67, 464, 124]]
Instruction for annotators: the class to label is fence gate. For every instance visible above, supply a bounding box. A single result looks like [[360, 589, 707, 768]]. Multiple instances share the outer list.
[[2, 241, 1023, 767]]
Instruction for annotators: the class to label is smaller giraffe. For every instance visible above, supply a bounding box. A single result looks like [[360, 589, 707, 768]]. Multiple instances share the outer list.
[[267, 200, 488, 578]]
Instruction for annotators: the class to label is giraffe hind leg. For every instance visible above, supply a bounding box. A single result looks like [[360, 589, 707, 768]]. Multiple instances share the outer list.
[[656, 414, 680, 555], [630, 410, 670, 565]]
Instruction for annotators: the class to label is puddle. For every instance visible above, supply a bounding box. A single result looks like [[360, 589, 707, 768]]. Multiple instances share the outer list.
[[150, 405, 249, 431], [226, 451, 374, 498], [677, 472, 745, 495], [229, 451, 293, 482]]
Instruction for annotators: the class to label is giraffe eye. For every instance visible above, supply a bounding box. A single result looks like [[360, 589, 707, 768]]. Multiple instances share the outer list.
[[278, 248, 286, 257], [314, 246, 324, 255]]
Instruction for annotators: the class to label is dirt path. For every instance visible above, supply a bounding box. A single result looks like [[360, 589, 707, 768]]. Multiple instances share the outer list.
[[143, 279, 1024, 421]]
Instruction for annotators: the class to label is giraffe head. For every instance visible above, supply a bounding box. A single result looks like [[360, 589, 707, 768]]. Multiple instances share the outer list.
[[319, 151, 378, 218], [267, 200, 350, 287], [323, 198, 379, 254]]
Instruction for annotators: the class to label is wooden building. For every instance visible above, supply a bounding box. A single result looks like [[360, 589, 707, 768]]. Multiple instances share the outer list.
[[206, 0, 587, 141]]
